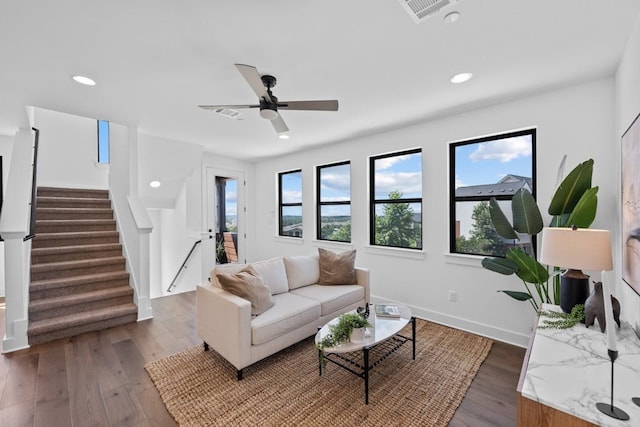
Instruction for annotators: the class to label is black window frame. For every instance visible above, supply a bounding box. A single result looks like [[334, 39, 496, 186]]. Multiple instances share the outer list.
[[278, 169, 303, 238], [316, 160, 351, 243], [369, 148, 423, 250], [449, 128, 537, 257]]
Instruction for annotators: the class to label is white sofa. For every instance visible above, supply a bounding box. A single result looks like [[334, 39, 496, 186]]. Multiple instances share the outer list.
[[196, 253, 369, 379]]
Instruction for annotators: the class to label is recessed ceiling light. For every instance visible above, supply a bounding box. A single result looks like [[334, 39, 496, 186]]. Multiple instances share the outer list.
[[149, 180, 161, 188], [72, 75, 96, 86], [278, 134, 290, 140], [444, 11, 460, 23], [450, 72, 473, 84]]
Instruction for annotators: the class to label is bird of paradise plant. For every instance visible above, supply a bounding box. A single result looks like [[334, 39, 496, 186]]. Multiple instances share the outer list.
[[481, 158, 598, 311]]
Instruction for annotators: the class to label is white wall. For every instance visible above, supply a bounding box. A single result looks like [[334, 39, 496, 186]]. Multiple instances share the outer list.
[[33, 108, 108, 189], [615, 12, 640, 335], [0, 134, 14, 296], [252, 78, 616, 347]]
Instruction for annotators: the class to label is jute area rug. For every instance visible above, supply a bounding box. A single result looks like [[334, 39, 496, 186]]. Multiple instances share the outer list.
[[145, 319, 492, 427]]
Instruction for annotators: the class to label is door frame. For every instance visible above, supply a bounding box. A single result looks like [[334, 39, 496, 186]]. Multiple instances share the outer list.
[[203, 166, 246, 275]]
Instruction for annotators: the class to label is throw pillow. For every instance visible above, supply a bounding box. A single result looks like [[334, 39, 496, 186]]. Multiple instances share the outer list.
[[318, 248, 357, 285], [216, 266, 275, 315], [283, 254, 320, 289]]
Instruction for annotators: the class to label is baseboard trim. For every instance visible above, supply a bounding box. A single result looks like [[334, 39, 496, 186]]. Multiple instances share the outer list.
[[370, 296, 530, 348]]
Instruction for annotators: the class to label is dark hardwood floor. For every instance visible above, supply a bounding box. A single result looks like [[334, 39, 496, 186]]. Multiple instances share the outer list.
[[0, 292, 525, 426]]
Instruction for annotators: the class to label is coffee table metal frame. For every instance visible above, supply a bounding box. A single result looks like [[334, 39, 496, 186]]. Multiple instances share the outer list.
[[316, 307, 416, 404]]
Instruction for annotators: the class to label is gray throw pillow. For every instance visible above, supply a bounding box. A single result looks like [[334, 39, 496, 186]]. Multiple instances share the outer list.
[[318, 248, 357, 285], [216, 266, 275, 315]]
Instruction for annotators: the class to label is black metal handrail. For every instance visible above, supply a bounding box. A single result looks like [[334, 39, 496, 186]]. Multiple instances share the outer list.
[[24, 127, 40, 241], [167, 239, 202, 292]]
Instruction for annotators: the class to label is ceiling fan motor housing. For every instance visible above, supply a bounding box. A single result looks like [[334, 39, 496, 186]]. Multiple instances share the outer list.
[[260, 94, 279, 120]]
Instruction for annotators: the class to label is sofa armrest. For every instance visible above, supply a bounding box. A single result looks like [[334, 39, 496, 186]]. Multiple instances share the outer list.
[[355, 267, 370, 304], [196, 284, 252, 370]]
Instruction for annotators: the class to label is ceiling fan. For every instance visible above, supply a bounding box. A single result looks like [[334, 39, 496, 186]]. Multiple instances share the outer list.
[[199, 64, 339, 134]]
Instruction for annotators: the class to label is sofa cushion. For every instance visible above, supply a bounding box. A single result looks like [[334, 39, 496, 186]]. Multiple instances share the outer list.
[[250, 293, 321, 345], [216, 266, 275, 316], [318, 248, 357, 285], [291, 284, 364, 316], [250, 257, 289, 295], [283, 254, 320, 290], [210, 263, 246, 288]]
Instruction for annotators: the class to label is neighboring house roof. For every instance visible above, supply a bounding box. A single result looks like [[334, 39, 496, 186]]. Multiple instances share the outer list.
[[455, 175, 531, 198]]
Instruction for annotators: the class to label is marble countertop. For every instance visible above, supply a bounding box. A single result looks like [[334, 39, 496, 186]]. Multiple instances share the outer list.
[[521, 304, 640, 426]]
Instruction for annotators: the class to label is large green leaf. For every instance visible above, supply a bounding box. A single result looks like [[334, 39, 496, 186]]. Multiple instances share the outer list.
[[481, 257, 518, 275], [498, 290, 533, 301], [549, 214, 570, 227], [548, 159, 593, 216], [488, 198, 518, 239], [506, 248, 549, 284], [512, 188, 543, 235], [563, 186, 598, 228]]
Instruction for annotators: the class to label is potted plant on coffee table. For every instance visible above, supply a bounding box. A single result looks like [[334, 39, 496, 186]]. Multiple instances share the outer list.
[[316, 312, 371, 351]]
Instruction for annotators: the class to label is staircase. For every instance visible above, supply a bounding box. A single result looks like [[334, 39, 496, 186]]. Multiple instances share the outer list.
[[27, 187, 138, 345]]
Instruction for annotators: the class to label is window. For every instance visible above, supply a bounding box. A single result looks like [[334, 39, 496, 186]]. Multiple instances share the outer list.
[[449, 128, 536, 257], [317, 161, 351, 242], [97, 120, 110, 163], [278, 170, 303, 238], [370, 149, 422, 249]]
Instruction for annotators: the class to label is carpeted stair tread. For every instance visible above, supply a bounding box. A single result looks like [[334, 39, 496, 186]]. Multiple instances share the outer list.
[[28, 303, 138, 337], [36, 207, 114, 220], [32, 231, 120, 248], [30, 270, 130, 294], [31, 256, 125, 273], [36, 196, 112, 209], [28, 312, 138, 346], [36, 219, 117, 233], [29, 270, 129, 302], [29, 286, 133, 311], [31, 243, 123, 264], [37, 187, 109, 199]]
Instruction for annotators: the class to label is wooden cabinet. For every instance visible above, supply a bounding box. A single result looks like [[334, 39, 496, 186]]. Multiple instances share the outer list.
[[516, 305, 640, 427]]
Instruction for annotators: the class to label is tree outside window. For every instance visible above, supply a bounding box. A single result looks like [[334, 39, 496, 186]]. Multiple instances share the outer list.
[[450, 129, 536, 256], [370, 149, 422, 249]]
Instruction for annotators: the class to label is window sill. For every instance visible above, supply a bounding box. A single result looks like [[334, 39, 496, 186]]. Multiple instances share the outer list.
[[443, 253, 485, 267], [364, 245, 425, 260], [312, 240, 353, 249], [273, 236, 305, 245]]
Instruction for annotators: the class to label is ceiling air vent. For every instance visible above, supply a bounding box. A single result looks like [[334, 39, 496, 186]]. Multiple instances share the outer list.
[[397, 0, 458, 23], [213, 108, 242, 120]]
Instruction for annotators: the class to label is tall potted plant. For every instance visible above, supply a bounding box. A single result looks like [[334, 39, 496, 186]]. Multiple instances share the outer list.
[[481, 158, 598, 311]]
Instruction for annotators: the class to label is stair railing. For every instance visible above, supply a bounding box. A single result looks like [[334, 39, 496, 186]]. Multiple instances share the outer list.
[[167, 239, 202, 292], [24, 127, 40, 241]]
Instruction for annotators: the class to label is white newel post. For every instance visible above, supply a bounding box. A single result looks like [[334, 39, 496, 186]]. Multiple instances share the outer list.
[[2, 233, 30, 352], [1, 128, 37, 353], [136, 228, 153, 320], [127, 196, 153, 321]]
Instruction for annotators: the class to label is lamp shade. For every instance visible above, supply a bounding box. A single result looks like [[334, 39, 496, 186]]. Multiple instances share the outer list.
[[539, 227, 613, 271]]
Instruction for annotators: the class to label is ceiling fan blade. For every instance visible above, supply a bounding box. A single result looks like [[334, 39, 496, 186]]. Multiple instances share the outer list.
[[271, 114, 289, 134], [277, 100, 338, 111], [199, 104, 258, 110], [235, 64, 272, 103]]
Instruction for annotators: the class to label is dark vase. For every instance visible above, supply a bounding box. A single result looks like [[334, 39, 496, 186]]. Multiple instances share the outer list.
[[584, 282, 621, 332]]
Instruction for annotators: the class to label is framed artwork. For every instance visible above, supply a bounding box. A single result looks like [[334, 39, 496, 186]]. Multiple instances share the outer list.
[[622, 112, 640, 296]]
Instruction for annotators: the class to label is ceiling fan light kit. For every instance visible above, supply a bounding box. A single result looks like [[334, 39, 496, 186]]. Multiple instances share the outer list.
[[199, 64, 338, 134]]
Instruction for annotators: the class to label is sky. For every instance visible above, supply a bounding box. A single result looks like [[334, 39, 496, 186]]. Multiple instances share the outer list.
[[454, 134, 533, 188]]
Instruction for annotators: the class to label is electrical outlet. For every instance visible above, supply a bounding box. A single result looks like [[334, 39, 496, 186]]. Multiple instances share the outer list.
[[448, 290, 457, 302]]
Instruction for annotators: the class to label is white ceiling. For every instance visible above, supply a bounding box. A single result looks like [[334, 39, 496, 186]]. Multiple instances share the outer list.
[[2, 1, 640, 162]]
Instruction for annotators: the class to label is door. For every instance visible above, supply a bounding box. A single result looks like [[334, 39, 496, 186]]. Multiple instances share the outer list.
[[205, 167, 245, 273]]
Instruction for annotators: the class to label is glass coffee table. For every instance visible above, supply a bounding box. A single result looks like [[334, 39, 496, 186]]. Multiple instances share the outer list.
[[315, 304, 416, 404]]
